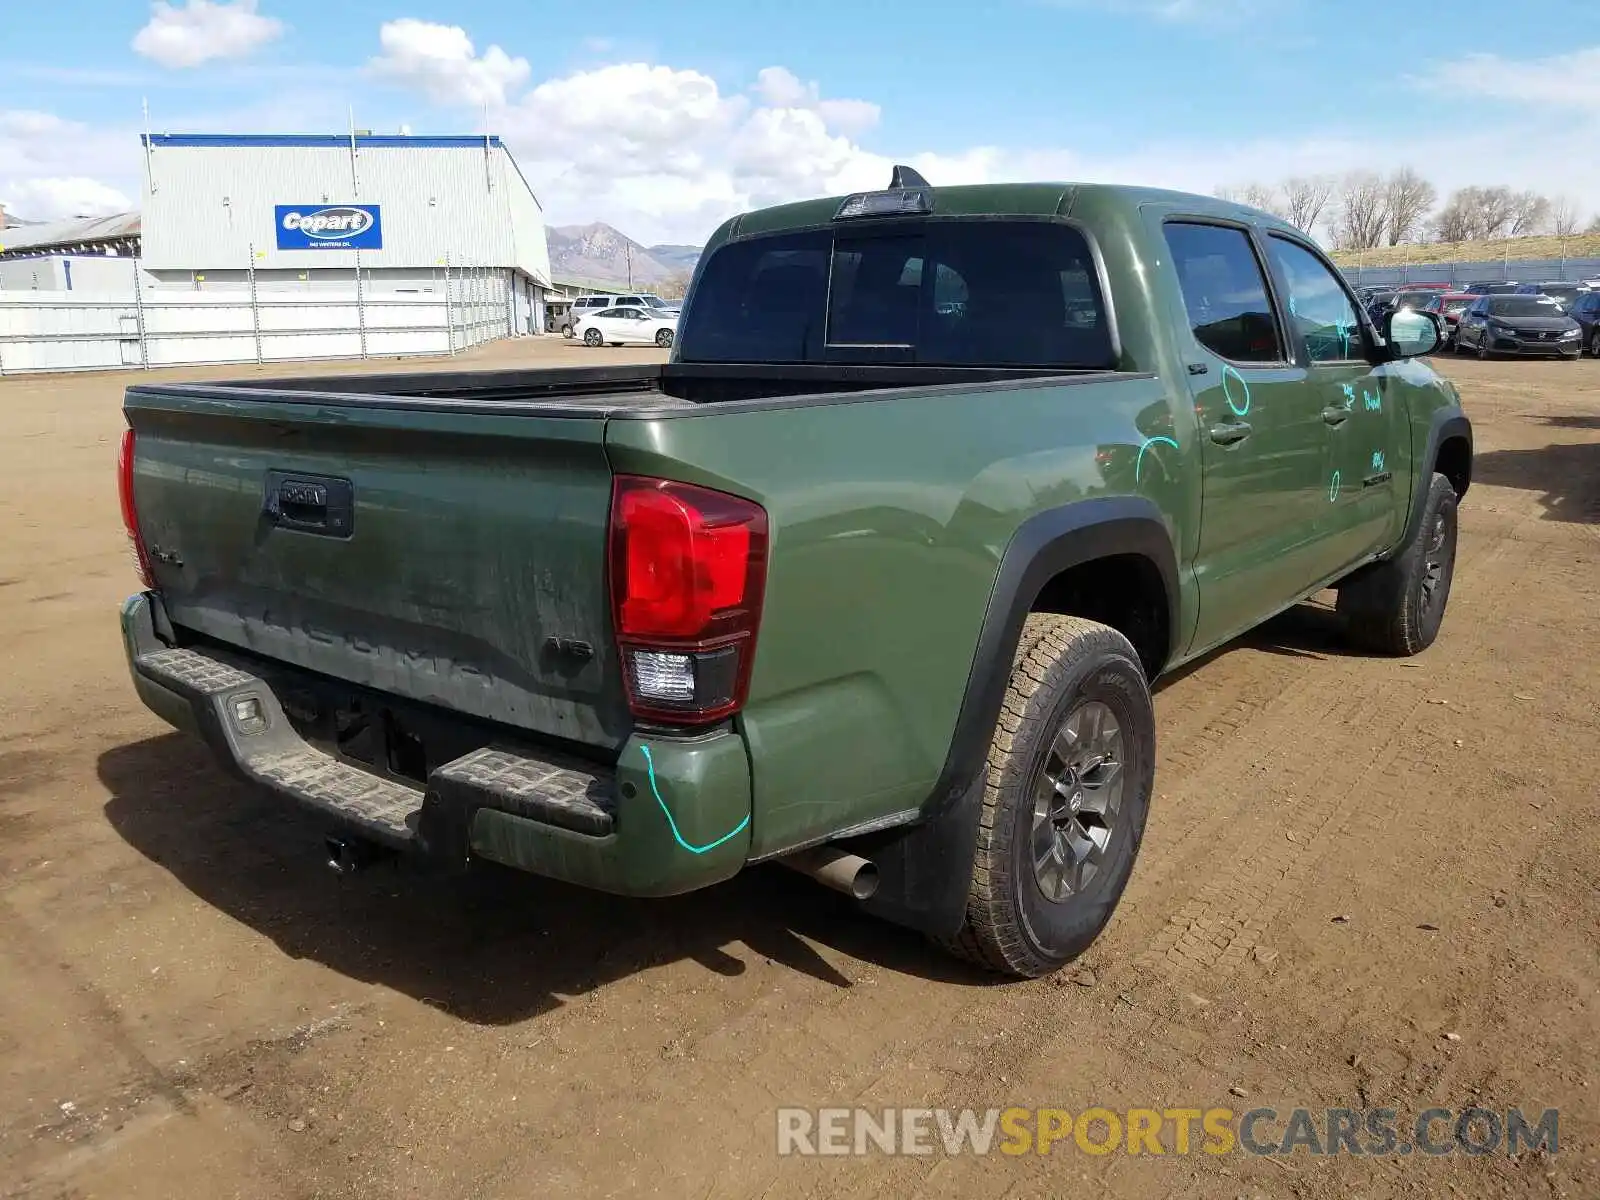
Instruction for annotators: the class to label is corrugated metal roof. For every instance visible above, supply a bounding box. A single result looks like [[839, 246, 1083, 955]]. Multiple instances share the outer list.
[[0, 212, 141, 253], [144, 133, 506, 149]]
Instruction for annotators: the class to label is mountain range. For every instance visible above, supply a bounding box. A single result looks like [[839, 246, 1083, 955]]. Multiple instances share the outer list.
[[547, 223, 702, 290]]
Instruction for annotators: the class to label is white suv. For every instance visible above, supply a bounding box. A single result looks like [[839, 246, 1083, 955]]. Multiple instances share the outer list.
[[562, 292, 681, 335]]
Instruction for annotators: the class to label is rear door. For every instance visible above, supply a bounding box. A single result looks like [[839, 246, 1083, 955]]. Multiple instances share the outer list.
[[1263, 233, 1401, 575], [1159, 218, 1329, 653]]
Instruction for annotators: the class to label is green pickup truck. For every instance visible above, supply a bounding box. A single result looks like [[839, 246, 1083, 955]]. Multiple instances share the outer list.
[[117, 172, 1471, 978]]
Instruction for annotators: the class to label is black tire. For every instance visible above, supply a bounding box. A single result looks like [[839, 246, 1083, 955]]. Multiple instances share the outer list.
[[1590, 330, 1600, 357], [561, 324, 574, 338], [656, 328, 674, 348], [1337, 472, 1459, 656], [937, 614, 1155, 979], [583, 328, 602, 347]]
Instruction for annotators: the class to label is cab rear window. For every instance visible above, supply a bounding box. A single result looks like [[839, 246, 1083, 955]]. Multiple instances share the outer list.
[[676, 220, 1115, 368]]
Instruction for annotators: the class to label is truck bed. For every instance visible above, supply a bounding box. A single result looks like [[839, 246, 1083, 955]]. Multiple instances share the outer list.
[[131, 361, 1122, 418]]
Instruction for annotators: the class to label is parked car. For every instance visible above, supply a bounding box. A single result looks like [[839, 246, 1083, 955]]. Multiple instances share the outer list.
[[1454, 294, 1584, 360], [115, 176, 1470, 979], [1434, 292, 1478, 348], [1365, 290, 1399, 323], [1513, 281, 1590, 309], [1462, 281, 1520, 296], [574, 304, 678, 347], [1567, 291, 1600, 356], [563, 293, 679, 335]]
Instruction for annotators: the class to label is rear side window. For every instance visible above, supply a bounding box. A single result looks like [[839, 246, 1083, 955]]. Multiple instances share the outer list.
[[1266, 235, 1365, 363], [1163, 222, 1283, 363], [676, 221, 1114, 368]]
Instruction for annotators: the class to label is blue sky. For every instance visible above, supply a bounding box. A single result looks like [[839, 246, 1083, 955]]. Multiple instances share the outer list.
[[2, 1, 1597, 243]]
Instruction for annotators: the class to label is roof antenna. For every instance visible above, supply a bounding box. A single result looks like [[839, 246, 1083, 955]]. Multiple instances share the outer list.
[[889, 164, 930, 190]]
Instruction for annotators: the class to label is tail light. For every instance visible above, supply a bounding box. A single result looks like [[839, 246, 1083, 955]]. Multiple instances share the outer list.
[[608, 475, 768, 725], [118, 427, 155, 588]]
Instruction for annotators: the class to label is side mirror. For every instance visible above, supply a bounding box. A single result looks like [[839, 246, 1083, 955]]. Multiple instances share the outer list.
[[1386, 308, 1440, 358]]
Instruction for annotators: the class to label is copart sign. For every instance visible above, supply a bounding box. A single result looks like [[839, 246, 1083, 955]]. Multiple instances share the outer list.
[[274, 204, 383, 250]]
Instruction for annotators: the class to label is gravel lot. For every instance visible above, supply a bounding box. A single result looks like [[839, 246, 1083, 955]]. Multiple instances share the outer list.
[[1, 341, 1596, 1199]]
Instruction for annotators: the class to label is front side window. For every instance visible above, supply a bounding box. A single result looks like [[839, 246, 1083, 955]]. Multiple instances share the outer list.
[[1163, 222, 1283, 363], [1267, 235, 1365, 363], [676, 220, 1114, 368]]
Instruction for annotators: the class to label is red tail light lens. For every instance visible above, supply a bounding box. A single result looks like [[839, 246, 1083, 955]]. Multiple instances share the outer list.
[[118, 428, 156, 589], [609, 475, 768, 724]]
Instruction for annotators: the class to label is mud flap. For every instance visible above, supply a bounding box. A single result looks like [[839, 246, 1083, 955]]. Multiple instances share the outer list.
[[846, 776, 985, 938]]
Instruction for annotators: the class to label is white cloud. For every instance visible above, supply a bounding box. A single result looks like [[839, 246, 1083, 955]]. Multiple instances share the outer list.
[[2, 178, 133, 221], [753, 66, 881, 134], [0, 110, 139, 221], [370, 19, 531, 108], [1410, 46, 1600, 106], [132, 1, 284, 69]]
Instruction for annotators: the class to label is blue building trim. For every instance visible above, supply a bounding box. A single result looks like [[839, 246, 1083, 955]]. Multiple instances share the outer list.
[[142, 133, 506, 149]]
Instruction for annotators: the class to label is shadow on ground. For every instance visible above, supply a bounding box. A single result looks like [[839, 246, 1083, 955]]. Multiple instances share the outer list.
[[99, 735, 991, 1028], [1472, 438, 1600, 524]]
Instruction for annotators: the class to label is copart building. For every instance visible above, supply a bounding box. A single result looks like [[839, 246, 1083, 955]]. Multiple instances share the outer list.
[[137, 133, 553, 334]]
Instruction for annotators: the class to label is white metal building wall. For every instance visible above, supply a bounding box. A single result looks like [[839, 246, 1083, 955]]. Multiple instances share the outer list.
[[139, 135, 552, 285]]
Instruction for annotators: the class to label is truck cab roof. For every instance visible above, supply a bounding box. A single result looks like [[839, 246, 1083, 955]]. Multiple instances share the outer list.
[[717, 181, 1300, 243]]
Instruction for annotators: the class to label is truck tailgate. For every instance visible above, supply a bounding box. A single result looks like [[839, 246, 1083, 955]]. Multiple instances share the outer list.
[[125, 387, 629, 751]]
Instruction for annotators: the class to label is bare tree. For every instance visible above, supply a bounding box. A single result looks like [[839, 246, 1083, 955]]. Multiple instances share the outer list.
[[1506, 190, 1552, 237], [1476, 186, 1516, 238], [1215, 182, 1281, 214], [1281, 175, 1335, 235], [1589, 213, 1600, 235], [1331, 171, 1389, 250], [658, 271, 693, 300], [1382, 167, 1436, 245], [1431, 185, 1518, 243], [1549, 196, 1582, 237]]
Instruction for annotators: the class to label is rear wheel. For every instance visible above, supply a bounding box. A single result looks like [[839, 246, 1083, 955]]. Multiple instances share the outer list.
[[1338, 472, 1458, 656], [656, 328, 674, 348], [1591, 330, 1600, 357], [583, 328, 602, 347], [937, 615, 1154, 979], [1476, 336, 1490, 361]]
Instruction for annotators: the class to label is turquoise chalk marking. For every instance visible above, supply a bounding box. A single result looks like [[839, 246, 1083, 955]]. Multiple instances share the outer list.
[[1363, 388, 1382, 412], [1340, 382, 1357, 409], [639, 744, 749, 855], [1328, 471, 1342, 502], [1371, 449, 1385, 472], [1135, 435, 1180, 483], [1221, 364, 1251, 416]]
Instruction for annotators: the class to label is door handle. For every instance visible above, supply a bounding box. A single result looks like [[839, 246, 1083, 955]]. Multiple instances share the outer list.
[[1322, 406, 1351, 426], [1208, 422, 1252, 445]]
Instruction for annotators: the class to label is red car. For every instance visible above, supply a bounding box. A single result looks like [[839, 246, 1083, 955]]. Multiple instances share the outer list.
[[1432, 293, 1478, 348]]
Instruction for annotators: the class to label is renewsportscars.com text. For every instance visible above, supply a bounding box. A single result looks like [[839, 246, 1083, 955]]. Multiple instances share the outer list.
[[776, 1106, 1558, 1158]]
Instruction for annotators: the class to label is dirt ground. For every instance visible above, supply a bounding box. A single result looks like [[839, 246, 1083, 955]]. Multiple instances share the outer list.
[[1, 340, 1596, 1200]]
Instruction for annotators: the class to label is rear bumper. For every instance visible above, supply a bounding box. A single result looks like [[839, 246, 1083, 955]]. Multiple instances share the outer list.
[[120, 592, 752, 896]]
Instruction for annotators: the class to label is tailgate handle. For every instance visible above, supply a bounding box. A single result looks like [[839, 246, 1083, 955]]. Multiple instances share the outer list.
[[263, 472, 355, 538]]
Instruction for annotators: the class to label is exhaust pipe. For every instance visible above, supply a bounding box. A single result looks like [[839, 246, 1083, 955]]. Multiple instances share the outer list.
[[778, 846, 880, 901], [325, 835, 389, 875]]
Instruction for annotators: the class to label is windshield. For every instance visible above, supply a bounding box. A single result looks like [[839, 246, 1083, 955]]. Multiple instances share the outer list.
[[1538, 286, 1580, 303], [1442, 298, 1473, 313], [641, 295, 675, 309], [1487, 296, 1567, 318], [1395, 292, 1437, 309], [676, 220, 1114, 368]]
